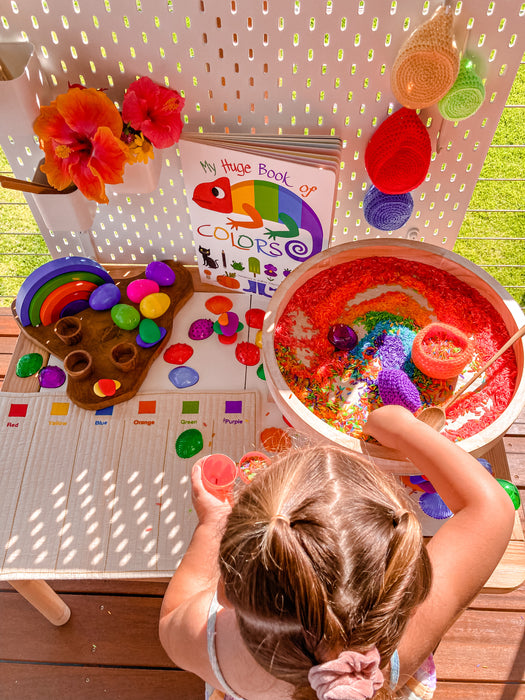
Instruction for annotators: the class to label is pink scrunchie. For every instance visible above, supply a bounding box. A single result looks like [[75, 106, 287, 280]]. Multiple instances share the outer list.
[[308, 648, 384, 700]]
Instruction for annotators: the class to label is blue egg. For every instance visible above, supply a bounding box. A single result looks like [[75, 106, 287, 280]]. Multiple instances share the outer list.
[[89, 283, 121, 311], [169, 365, 199, 388]]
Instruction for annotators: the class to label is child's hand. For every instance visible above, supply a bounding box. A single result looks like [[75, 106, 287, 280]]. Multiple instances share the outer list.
[[364, 404, 419, 450], [191, 459, 232, 527]]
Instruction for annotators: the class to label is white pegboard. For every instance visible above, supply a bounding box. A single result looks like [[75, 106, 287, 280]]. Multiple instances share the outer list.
[[0, 0, 523, 266]]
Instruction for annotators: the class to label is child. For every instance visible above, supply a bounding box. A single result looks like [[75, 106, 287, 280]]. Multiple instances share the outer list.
[[159, 405, 514, 699]]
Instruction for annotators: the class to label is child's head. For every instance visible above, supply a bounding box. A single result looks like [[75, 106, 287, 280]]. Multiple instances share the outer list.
[[219, 445, 432, 699]]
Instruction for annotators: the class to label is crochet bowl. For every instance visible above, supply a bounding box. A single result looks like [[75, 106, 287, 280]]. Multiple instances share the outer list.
[[411, 322, 474, 379], [262, 240, 525, 473]]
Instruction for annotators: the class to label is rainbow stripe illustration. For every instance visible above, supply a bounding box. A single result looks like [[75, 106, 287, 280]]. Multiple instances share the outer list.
[[192, 177, 324, 263]]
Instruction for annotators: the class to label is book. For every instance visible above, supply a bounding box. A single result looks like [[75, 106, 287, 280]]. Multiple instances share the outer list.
[[179, 134, 342, 298]]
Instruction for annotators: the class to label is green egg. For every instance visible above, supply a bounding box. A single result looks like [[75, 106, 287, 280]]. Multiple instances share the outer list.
[[176, 428, 204, 459], [496, 478, 521, 510], [139, 318, 161, 344], [111, 303, 140, 330]]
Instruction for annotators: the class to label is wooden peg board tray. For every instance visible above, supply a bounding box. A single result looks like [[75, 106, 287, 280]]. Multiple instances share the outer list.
[[11, 261, 194, 410]]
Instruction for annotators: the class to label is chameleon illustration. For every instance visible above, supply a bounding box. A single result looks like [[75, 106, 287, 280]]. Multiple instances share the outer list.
[[192, 177, 324, 262]]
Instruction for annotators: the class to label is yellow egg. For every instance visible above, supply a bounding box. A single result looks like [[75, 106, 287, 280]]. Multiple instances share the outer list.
[[139, 292, 171, 319], [255, 330, 263, 348]]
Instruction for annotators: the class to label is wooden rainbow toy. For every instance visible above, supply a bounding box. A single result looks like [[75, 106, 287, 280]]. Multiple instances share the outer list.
[[16, 256, 114, 327], [12, 258, 194, 410]]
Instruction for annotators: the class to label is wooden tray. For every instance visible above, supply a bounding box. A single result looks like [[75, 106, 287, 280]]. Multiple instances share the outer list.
[[11, 261, 193, 410]]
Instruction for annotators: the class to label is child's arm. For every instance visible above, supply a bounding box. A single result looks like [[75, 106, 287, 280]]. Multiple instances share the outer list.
[[159, 459, 231, 674], [364, 405, 515, 686]]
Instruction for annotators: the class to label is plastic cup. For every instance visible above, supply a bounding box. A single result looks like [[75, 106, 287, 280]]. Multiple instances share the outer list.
[[238, 451, 272, 483], [201, 454, 238, 501]]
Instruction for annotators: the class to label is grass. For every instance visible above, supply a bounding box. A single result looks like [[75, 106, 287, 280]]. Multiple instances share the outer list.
[[0, 63, 524, 307]]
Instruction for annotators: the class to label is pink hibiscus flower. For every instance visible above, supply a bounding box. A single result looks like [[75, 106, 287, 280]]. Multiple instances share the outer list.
[[122, 76, 185, 149]]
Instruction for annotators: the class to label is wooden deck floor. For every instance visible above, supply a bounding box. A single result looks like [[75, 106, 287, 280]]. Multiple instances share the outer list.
[[1, 306, 525, 699]]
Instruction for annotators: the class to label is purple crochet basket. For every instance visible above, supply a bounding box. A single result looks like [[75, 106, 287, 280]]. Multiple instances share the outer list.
[[363, 186, 414, 231]]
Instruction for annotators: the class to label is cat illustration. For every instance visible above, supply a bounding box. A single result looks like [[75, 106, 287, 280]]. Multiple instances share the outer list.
[[198, 245, 219, 268]]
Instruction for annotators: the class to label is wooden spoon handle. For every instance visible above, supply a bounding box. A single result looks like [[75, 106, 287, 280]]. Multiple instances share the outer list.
[[442, 324, 525, 410]]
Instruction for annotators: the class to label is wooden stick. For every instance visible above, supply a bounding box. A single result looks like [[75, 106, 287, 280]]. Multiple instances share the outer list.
[[0, 176, 60, 195]]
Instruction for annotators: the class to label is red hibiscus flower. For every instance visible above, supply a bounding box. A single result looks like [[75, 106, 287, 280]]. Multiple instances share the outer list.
[[122, 76, 185, 149], [34, 87, 129, 204]]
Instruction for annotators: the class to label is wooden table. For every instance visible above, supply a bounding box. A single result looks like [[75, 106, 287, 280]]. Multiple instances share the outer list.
[[2, 268, 525, 625]]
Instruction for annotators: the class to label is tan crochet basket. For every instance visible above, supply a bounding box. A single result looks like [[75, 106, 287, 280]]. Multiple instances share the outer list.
[[391, 4, 460, 109]]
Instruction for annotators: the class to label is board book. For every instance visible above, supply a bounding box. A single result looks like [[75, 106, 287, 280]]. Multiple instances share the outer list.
[[179, 134, 341, 298]]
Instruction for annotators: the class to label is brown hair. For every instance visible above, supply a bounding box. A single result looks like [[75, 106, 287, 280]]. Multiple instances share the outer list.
[[219, 446, 432, 700]]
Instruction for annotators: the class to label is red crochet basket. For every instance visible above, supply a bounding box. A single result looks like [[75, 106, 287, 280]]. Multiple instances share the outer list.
[[412, 322, 474, 379], [364, 108, 431, 195]]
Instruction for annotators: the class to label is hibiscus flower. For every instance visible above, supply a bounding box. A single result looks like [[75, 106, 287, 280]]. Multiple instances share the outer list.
[[34, 87, 130, 204], [122, 76, 185, 149]]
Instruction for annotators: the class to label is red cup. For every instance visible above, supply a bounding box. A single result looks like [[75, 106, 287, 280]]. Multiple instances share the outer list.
[[201, 454, 238, 501]]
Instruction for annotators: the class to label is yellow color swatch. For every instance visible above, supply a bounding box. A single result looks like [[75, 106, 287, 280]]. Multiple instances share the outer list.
[[50, 402, 69, 416]]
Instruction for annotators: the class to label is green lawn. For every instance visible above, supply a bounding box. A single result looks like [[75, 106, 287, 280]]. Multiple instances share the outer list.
[[1, 63, 524, 306]]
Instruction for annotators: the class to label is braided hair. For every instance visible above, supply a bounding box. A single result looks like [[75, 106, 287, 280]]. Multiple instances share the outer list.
[[218, 446, 432, 699]]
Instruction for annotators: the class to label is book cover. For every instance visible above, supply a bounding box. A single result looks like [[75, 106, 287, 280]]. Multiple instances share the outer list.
[[179, 134, 341, 299]]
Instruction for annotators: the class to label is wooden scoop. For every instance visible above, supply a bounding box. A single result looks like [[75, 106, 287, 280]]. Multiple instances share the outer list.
[[417, 324, 525, 431]]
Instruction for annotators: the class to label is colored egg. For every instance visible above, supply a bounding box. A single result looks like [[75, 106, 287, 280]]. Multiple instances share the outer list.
[[169, 365, 200, 388], [145, 260, 176, 286], [497, 478, 521, 510], [139, 318, 161, 344], [256, 363, 266, 380], [175, 428, 203, 459], [328, 324, 358, 351], [140, 292, 171, 319], [127, 278, 159, 304], [254, 329, 263, 348], [93, 378, 121, 397], [136, 326, 167, 348], [189, 318, 214, 340], [111, 303, 141, 330], [38, 366, 66, 389], [89, 283, 121, 311], [245, 308, 265, 329], [218, 311, 239, 337], [235, 341, 260, 366], [164, 343, 194, 364], [16, 352, 44, 377], [205, 295, 232, 314]]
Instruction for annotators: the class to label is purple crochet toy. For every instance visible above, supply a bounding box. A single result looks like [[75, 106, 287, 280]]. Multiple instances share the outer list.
[[373, 334, 422, 412], [377, 368, 421, 412]]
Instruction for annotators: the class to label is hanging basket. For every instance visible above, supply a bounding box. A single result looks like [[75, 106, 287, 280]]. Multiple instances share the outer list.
[[0, 41, 50, 123], [391, 5, 460, 109], [111, 150, 162, 195], [364, 108, 431, 195]]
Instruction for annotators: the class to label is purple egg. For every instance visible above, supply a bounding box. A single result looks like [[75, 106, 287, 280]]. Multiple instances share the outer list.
[[89, 283, 121, 311], [419, 492, 453, 520], [327, 324, 358, 351], [145, 260, 176, 286], [136, 326, 167, 348], [38, 366, 66, 389], [188, 318, 214, 340], [219, 311, 239, 337]]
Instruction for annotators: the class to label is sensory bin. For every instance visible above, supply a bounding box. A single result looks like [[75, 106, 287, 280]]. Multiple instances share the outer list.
[[12, 258, 193, 409], [262, 240, 525, 471]]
